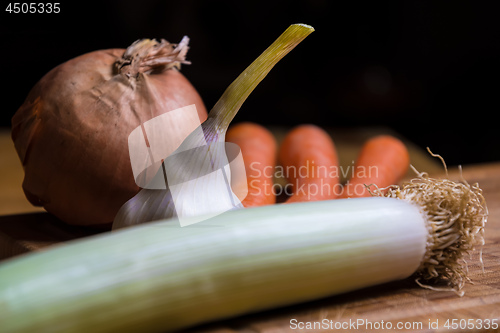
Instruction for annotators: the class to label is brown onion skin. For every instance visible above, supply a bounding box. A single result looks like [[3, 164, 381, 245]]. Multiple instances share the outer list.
[[12, 48, 207, 226]]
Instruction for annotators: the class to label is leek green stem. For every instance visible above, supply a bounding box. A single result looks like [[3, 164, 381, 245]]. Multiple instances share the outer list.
[[209, 24, 314, 130]]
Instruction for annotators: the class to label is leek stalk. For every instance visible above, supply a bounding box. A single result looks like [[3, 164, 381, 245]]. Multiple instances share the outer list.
[[1, 199, 427, 333]]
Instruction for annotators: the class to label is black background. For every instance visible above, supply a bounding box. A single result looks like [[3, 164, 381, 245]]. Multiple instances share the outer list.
[[1, 0, 499, 165]]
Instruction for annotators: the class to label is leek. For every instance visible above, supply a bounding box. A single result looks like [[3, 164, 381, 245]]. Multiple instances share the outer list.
[[0, 172, 487, 333]]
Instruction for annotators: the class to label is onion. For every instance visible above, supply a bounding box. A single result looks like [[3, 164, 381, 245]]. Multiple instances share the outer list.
[[11, 37, 207, 226], [112, 24, 315, 230]]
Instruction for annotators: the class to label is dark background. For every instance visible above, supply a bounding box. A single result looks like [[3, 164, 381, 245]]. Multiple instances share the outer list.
[[1, 0, 499, 165]]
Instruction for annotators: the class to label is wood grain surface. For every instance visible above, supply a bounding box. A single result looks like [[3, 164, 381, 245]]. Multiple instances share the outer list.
[[1, 128, 499, 333]]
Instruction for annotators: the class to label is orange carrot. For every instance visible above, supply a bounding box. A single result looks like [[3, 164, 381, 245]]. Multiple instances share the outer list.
[[226, 122, 277, 207], [278, 124, 340, 203], [341, 135, 410, 198]]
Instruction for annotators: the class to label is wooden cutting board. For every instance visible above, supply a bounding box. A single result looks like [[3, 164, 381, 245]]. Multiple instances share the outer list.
[[1, 128, 500, 332]]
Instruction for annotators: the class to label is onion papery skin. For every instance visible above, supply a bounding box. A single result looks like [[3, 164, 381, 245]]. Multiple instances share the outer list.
[[12, 42, 207, 226]]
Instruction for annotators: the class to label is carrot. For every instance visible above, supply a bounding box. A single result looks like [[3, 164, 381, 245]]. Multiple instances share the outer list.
[[226, 122, 277, 207], [278, 124, 340, 203], [341, 135, 410, 198]]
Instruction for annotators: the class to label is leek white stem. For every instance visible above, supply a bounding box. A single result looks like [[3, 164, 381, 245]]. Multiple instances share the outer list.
[[1, 198, 427, 333]]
